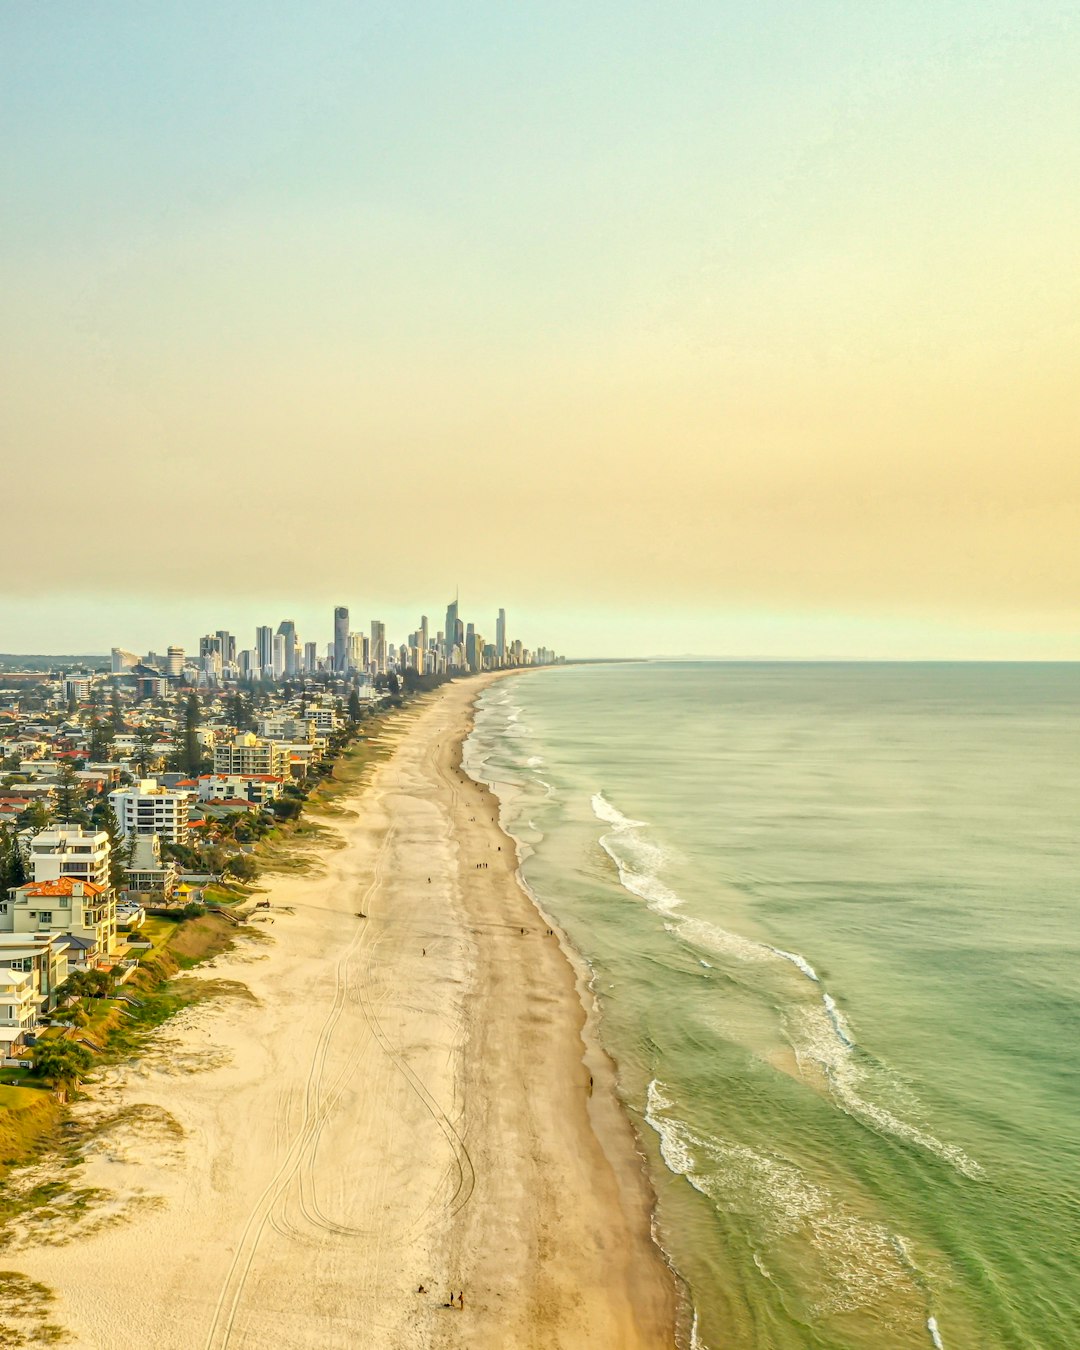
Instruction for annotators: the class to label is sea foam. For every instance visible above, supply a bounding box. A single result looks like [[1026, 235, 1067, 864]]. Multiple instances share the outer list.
[[596, 791, 982, 1181]]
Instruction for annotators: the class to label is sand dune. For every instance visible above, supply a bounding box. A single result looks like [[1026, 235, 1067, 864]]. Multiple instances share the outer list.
[[14, 674, 676, 1348]]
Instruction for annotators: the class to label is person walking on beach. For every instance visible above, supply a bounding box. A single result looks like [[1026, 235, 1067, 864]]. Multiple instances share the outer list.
[[458, 1291, 464, 1309]]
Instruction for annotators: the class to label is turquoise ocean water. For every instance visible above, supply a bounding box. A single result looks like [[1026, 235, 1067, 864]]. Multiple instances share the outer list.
[[463, 662, 1080, 1350]]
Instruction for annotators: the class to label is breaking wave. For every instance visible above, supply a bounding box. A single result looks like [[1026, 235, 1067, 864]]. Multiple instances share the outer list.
[[592, 793, 981, 1180]]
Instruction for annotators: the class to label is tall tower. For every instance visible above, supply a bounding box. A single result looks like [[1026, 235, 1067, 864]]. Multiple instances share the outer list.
[[420, 615, 429, 653], [444, 594, 458, 660], [334, 606, 349, 673], [496, 608, 506, 665], [276, 621, 298, 677], [256, 626, 274, 675]]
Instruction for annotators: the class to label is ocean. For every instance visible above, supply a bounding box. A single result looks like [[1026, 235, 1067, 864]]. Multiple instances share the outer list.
[[463, 662, 1080, 1350]]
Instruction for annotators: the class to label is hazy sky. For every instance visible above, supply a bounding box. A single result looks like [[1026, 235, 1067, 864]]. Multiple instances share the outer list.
[[3, 2, 1078, 657]]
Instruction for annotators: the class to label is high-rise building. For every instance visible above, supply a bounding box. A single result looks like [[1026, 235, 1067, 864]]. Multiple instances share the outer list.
[[256, 626, 274, 675], [334, 606, 349, 673], [444, 596, 459, 659], [420, 615, 429, 654], [347, 632, 364, 670], [370, 620, 387, 673], [166, 646, 185, 678], [111, 648, 139, 673], [465, 623, 479, 672], [272, 634, 287, 679], [496, 608, 506, 664], [276, 621, 298, 677], [216, 630, 237, 664], [303, 641, 318, 674]]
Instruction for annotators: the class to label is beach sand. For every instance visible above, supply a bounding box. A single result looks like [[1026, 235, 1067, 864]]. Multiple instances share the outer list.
[[14, 673, 677, 1348]]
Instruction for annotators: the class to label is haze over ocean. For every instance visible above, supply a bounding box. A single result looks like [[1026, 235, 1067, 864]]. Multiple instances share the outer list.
[[466, 662, 1080, 1350]]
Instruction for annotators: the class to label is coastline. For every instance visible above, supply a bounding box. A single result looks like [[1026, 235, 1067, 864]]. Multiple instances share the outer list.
[[10, 672, 676, 1348]]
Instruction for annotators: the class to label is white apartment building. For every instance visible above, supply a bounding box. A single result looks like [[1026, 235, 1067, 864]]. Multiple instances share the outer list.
[[196, 774, 282, 806], [0, 933, 70, 1013], [108, 779, 190, 843], [0, 966, 44, 1053], [29, 826, 110, 888]]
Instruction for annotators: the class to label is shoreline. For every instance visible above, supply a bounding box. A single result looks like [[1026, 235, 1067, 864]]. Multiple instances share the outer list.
[[460, 674, 690, 1342], [9, 673, 677, 1348]]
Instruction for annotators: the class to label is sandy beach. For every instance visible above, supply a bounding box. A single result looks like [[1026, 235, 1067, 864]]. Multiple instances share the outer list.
[[14, 673, 676, 1349]]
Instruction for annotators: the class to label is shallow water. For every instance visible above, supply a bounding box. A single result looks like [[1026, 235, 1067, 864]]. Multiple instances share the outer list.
[[464, 662, 1080, 1350]]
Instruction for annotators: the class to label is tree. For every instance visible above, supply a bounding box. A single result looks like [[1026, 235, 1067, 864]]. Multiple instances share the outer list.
[[347, 689, 362, 723], [134, 725, 157, 776], [88, 708, 112, 763], [178, 692, 205, 776], [225, 854, 258, 882], [34, 1040, 94, 1092], [109, 683, 125, 735], [0, 826, 28, 893], [53, 761, 85, 822]]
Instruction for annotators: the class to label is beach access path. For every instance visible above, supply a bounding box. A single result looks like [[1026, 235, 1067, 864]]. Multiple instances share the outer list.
[[15, 672, 677, 1349]]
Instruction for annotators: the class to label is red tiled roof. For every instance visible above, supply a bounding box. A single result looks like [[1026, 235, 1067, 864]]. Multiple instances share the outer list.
[[22, 878, 106, 898]]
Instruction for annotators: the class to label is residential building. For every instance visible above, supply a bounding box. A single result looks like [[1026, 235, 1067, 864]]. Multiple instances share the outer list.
[[213, 733, 292, 778], [5, 878, 117, 960], [125, 835, 179, 898], [196, 774, 282, 806], [0, 967, 43, 1054], [108, 779, 191, 843], [63, 675, 92, 703], [0, 933, 70, 1013], [496, 608, 506, 664], [303, 641, 318, 674], [166, 646, 185, 677], [29, 826, 110, 888], [272, 633, 287, 679]]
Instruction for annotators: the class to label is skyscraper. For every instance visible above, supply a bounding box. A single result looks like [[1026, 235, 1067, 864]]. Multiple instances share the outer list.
[[370, 620, 387, 673], [444, 595, 458, 660], [256, 626, 274, 675], [496, 608, 506, 665], [277, 620, 298, 677], [420, 614, 429, 654], [334, 606, 349, 673]]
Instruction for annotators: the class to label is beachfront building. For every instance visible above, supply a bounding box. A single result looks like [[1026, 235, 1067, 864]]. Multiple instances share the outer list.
[[213, 733, 292, 779], [196, 774, 282, 806], [108, 779, 191, 844], [29, 826, 110, 888], [0, 967, 44, 1055], [125, 835, 179, 898], [3, 878, 118, 961], [0, 933, 70, 1013]]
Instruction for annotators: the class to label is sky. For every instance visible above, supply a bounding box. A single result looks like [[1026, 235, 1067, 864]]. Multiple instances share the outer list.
[[3, 2, 1079, 658]]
